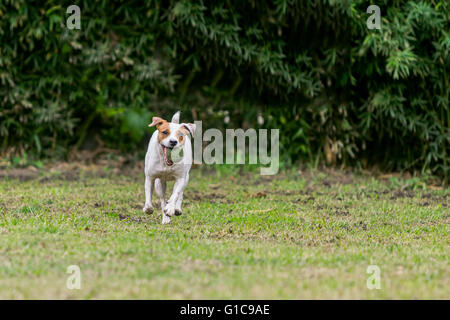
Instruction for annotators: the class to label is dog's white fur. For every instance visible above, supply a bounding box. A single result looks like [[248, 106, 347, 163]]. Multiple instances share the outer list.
[[143, 111, 195, 224]]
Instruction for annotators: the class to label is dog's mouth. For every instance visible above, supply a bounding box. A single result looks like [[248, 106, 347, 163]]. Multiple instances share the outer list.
[[162, 145, 174, 166]]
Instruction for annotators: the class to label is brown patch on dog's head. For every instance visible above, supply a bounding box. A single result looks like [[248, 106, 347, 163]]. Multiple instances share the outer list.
[[156, 121, 171, 143], [149, 117, 170, 142], [176, 126, 190, 143]]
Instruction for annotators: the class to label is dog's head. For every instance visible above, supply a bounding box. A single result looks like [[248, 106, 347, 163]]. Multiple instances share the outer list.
[[149, 111, 196, 166]]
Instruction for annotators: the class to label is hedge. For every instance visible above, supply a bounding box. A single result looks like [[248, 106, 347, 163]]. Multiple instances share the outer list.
[[0, 0, 448, 180]]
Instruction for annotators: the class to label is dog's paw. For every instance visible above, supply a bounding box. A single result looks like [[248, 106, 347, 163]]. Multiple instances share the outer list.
[[174, 208, 182, 216], [143, 204, 154, 214], [162, 214, 171, 224], [163, 204, 176, 217]]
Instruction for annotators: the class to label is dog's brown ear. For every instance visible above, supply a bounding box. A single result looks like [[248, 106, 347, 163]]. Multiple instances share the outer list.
[[149, 117, 165, 127]]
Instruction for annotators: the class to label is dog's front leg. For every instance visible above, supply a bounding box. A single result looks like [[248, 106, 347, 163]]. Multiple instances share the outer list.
[[143, 175, 154, 214], [163, 177, 186, 219], [174, 173, 189, 216], [154, 178, 166, 210]]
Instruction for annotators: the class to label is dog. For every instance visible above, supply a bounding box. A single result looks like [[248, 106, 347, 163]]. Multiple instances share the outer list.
[[143, 111, 196, 224]]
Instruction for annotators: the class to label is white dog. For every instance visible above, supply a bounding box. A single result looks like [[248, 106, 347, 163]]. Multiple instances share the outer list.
[[143, 111, 196, 224]]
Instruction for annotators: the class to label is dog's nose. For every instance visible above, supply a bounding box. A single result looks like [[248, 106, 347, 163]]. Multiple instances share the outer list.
[[169, 139, 177, 147]]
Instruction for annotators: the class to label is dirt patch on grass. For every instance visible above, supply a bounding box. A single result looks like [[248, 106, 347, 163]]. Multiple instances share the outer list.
[[390, 190, 415, 200], [185, 191, 232, 204], [250, 191, 267, 198], [333, 209, 350, 216], [0, 168, 40, 181], [0, 159, 145, 182], [293, 195, 315, 204], [117, 213, 152, 224]]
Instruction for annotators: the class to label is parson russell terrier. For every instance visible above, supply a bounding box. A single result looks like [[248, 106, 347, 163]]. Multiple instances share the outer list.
[[143, 111, 196, 224]]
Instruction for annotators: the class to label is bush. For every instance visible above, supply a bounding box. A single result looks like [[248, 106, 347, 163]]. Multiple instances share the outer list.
[[0, 0, 448, 180]]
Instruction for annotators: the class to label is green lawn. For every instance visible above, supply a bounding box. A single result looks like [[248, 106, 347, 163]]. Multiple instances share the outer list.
[[0, 165, 448, 299]]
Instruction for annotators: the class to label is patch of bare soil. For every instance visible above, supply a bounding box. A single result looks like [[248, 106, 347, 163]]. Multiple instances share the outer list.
[[184, 191, 232, 204], [117, 213, 152, 224], [250, 191, 267, 198], [0, 167, 40, 181], [0, 157, 144, 182], [389, 190, 415, 200]]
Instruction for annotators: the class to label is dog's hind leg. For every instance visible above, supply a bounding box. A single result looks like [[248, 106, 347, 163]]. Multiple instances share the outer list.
[[143, 174, 154, 214], [154, 178, 166, 210]]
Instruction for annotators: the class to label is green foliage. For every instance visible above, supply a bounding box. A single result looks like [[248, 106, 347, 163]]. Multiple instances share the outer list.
[[0, 0, 448, 179]]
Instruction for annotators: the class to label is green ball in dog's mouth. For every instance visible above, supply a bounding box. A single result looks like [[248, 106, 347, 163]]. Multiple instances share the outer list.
[[166, 147, 184, 164]]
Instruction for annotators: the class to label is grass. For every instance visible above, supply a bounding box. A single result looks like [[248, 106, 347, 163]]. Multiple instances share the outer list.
[[0, 164, 448, 299]]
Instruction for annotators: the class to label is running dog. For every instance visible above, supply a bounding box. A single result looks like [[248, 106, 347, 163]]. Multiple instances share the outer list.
[[143, 111, 195, 224]]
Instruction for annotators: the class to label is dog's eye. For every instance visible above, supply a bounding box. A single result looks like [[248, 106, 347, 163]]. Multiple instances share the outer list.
[[162, 131, 168, 135], [177, 132, 184, 137]]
